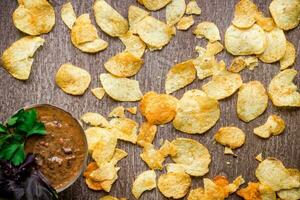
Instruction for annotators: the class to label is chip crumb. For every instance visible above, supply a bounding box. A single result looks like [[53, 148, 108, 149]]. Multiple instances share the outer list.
[[108, 106, 125, 118], [186, 0, 201, 15], [137, 122, 157, 147], [126, 107, 137, 115], [224, 147, 237, 157], [91, 88, 105, 100], [206, 41, 224, 55], [254, 115, 285, 138], [255, 153, 263, 162], [228, 57, 247, 73], [226, 161, 231, 165], [193, 21, 221, 42], [176, 16, 195, 30]]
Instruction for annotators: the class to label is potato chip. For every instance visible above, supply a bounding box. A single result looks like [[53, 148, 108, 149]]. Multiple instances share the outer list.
[[206, 41, 224, 55], [139, 91, 178, 124], [166, 0, 186, 26], [258, 27, 286, 63], [176, 16, 195, 30], [136, 16, 174, 50], [119, 32, 146, 58], [224, 147, 237, 156], [232, 0, 258, 28], [228, 57, 247, 73], [268, 69, 300, 107], [193, 21, 221, 42], [237, 81, 268, 122], [269, 0, 300, 30], [104, 52, 144, 77], [128, 6, 149, 34], [110, 117, 138, 144], [165, 60, 196, 94], [186, 0, 201, 15], [91, 87, 105, 100], [193, 52, 222, 80], [55, 63, 91, 95], [109, 148, 128, 165], [255, 11, 276, 32], [171, 138, 211, 176], [159, 140, 177, 157], [81, 112, 110, 127], [109, 106, 126, 118], [93, 0, 128, 37], [100, 169, 119, 192], [277, 187, 300, 200], [256, 153, 263, 162], [214, 127, 246, 149], [140, 143, 165, 170], [237, 182, 277, 200], [1, 36, 44, 80], [138, 0, 172, 11], [166, 163, 186, 173], [188, 188, 205, 200], [61, 2, 76, 29], [13, 0, 55, 35], [85, 127, 114, 153], [85, 178, 103, 190], [132, 170, 156, 199], [280, 41, 296, 70], [173, 89, 220, 134], [254, 115, 285, 138], [255, 158, 300, 191], [84, 162, 98, 178], [259, 183, 277, 200], [126, 106, 137, 115], [158, 172, 191, 199], [100, 196, 118, 200], [225, 24, 267, 55], [100, 73, 143, 102], [245, 56, 259, 70], [137, 122, 157, 147], [89, 163, 118, 181], [202, 70, 243, 100]]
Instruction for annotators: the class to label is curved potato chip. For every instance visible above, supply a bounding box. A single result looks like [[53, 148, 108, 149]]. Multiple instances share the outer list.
[[188, 188, 205, 200], [132, 170, 156, 199], [109, 148, 128, 165], [85, 178, 103, 190], [176, 16, 195, 30], [232, 0, 258, 28], [280, 41, 296, 70], [55, 63, 91, 95], [269, 0, 300, 30], [109, 106, 125, 118], [138, 0, 171, 11], [206, 41, 224, 55], [165, 60, 196, 94], [126, 106, 137, 115], [109, 117, 138, 143], [100, 196, 118, 200], [1, 36, 44, 80], [119, 32, 146, 58], [186, 0, 201, 15], [268, 69, 300, 107], [256, 153, 263, 162], [158, 172, 191, 199], [225, 24, 267, 55], [237, 182, 273, 200], [13, 0, 55, 35], [237, 81, 268, 122], [128, 6, 149, 34], [100, 73, 143, 102], [90, 163, 118, 181], [85, 127, 113, 153], [100, 169, 119, 192], [214, 127, 246, 149], [81, 112, 110, 127], [228, 56, 247, 73], [61, 2, 76, 29], [277, 187, 300, 200], [166, 0, 186, 26], [93, 0, 128, 37], [137, 122, 157, 147], [193, 21, 221, 42], [91, 87, 105, 100], [254, 115, 285, 138], [140, 143, 165, 170], [255, 11, 276, 32], [166, 163, 186, 173], [173, 89, 220, 134], [258, 27, 286, 63]]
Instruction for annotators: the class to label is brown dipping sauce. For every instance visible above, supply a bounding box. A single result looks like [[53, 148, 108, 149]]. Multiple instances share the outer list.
[[25, 105, 87, 191]]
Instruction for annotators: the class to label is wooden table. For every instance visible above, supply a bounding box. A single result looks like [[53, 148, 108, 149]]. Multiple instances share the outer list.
[[0, 0, 299, 199]]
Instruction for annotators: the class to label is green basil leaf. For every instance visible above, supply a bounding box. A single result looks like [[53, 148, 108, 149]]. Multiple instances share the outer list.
[[0, 143, 19, 160], [16, 109, 37, 133], [11, 143, 25, 166], [27, 122, 46, 137], [0, 135, 11, 148], [0, 124, 6, 133]]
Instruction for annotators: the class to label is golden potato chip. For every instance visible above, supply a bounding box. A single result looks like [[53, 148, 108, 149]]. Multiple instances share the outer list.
[[277, 187, 300, 200], [1, 36, 44, 80], [214, 127, 246, 149], [140, 143, 165, 170], [91, 87, 105, 100], [159, 140, 177, 157], [136, 16, 174, 50], [255, 11, 276, 32], [126, 106, 137, 115], [202, 70, 243, 100], [206, 41, 224, 55], [255, 158, 300, 191], [280, 41, 296, 70], [108, 106, 126, 118], [176, 16, 195, 30], [104, 52, 144, 77], [228, 57, 247, 73], [224, 147, 237, 156], [173, 89, 220, 134], [85, 127, 114, 153], [268, 69, 300, 107], [93, 0, 128, 37], [85, 178, 103, 191], [171, 138, 211, 176], [128, 5, 149, 34], [13, 0, 55, 35], [186, 0, 201, 15], [187, 188, 205, 200], [100, 196, 118, 200], [165, 60, 196, 94], [256, 153, 263, 162], [232, 0, 258, 28], [166, 0, 186, 26], [100, 73, 143, 102], [140, 91, 178, 124], [137, 122, 157, 147], [100, 169, 119, 192], [132, 170, 157, 199], [81, 112, 110, 127], [269, 0, 300, 30], [84, 162, 98, 178], [258, 27, 286, 63], [61, 2, 76, 29], [193, 21, 221, 42], [89, 163, 118, 181], [225, 24, 267, 55], [237, 81, 268, 122], [166, 163, 186, 173], [254, 115, 285, 138], [55, 63, 91, 95], [158, 172, 191, 199], [245, 56, 259, 70], [109, 148, 128, 165], [138, 0, 172, 11], [237, 182, 261, 200], [119, 32, 146, 58], [110, 118, 138, 144]]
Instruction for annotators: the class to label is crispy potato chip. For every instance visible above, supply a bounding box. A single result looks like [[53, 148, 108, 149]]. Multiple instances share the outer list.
[[140, 143, 165, 170], [81, 112, 110, 127], [166, 163, 186, 173], [277, 187, 300, 200], [159, 140, 177, 157], [237, 182, 261, 200], [186, 0, 201, 15], [269, 0, 300, 30], [89, 163, 118, 181], [138, 0, 172, 11], [258, 27, 286, 63], [225, 24, 267, 55], [55, 63, 91, 95], [173, 89, 220, 134], [93, 0, 128, 37], [109, 148, 128, 165], [237, 81, 268, 122], [158, 172, 191, 199], [202, 70, 243, 100], [228, 56, 247, 73], [193, 21, 221, 42], [104, 52, 143, 77], [13, 0, 55, 35], [165, 60, 196, 94], [1, 36, 44, 80], [256, 158, 300, 191], [100, 168, 119, 192], [255, 11, 276, 32], [110, 117, 138, 143], [254, 115, 285, 138], [85, 178, 103, 190], [214, 127, 246, 149], [61, 2, 76, 29], [256, 153, 263, 162], [85, 127, 114, 153], [126, 106, 137, 115], [100, 196, 118, 200], [91, 87, 105, 100], [268, 69, 300, 107], [206, 41, 224, 55], [245, 56, 259, 70], [137, 122, 157, 147], [188, 188, 205, 200], [166, 0, 186, 26], [128, 6, 149, 34], [224, 147, 237, 156], [176, 16, 195, 30], [109, 106, 126, 118], [119, 32, 146, 58], [84, 162, 98, 178], [280, 41, 296, 70], [132, 170, 157, 199], [232, 0, 258, 28], [100, 73, 143, 102], [140, 91, 178, 124]]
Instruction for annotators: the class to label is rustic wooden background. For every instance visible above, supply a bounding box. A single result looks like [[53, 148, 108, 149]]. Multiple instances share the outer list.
[[0, 0, 299, 199]]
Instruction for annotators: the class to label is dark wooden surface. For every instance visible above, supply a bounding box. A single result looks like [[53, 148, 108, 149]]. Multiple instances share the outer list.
[[0, 0, 299, 199]]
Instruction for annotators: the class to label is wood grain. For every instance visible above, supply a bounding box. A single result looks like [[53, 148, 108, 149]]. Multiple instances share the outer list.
[[0, 0, 299, 199]]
